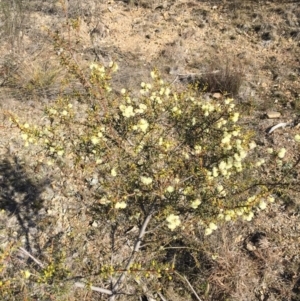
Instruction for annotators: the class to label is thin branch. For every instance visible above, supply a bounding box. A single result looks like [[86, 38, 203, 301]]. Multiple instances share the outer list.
[[18, 247, 45, 268], [267, 122, 289, 134], [175, 271, 202, 301], [109, 212, 153, 300], [74, 282, 112, 295], [157, 291, 169, 301]]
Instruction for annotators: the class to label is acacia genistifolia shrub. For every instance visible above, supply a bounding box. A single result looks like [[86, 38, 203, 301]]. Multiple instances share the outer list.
[[8, 33, 285, 299]]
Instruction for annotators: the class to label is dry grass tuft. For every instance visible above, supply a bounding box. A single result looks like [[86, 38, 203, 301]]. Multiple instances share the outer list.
[[194, 58, 245, 97]]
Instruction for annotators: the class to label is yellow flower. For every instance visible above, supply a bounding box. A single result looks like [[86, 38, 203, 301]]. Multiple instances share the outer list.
[[258, 200, 267, 210], [89, 62, 98, 69], [221, 134, 231, 144], [255, 158, 265, 167], [231, 112, 239, 123], [91, 136, 100, 145], [124, 106, 135, 118], [295, 134, 300, 143], [96, 158, 103, 164], [166, 214, 181, 231], [22, 270, 31, 279], [165, 87, 170, 96], [99, 197, 110, 205], [204, 228, 213, 236], [249, 141, 257, 149], [212, 167, 218, 177], [139, 103, 147, 111], [57, 149, 64, 156], [194, 145, 202, 154], [243, 211, 254, 221], [225, 215, 231, 221], [218, 161, 227, 170], [21, 133, 28, 140], [166, 186, 174, 193], [190, 199, 201, 209], [209, 222, 218, 230], [224, 98, 233, 105], [138, 119, 149, 133], [120, 105, 135, 118], [239, 150, 247, 159], [115, 201, 127, 209], [217, 213, 224, 220], [277, 148, 286, 159], [111, 168, 117, 177], [140, 176, 152, 185], [150, 71, 157, 79]]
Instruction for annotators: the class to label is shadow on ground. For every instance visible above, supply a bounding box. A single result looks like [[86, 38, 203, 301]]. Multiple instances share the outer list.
[[0, 156, 48, 253]]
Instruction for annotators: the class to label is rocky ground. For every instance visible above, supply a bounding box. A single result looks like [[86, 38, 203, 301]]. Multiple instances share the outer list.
[[0, 0, 300, 300]]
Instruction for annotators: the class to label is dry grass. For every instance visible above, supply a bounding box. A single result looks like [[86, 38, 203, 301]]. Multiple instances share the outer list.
[[194, 59, 245, 97]]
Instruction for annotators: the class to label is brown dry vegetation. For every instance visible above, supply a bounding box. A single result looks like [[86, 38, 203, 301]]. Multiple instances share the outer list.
[[0, 0, 300, 301]]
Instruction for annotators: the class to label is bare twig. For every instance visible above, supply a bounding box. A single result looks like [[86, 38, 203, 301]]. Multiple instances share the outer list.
[[18, 247, 45, 268], [175, 271, 202, 301], [267, 122, 289, 134], [157, 291, 169, 301], [73, 212, 154, 299], [109, 213, 153, 300], [74, 282, 113, 295]]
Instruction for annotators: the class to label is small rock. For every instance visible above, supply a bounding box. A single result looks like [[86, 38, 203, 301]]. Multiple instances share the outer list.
[[212, 92, 222, 99], [246, 242, 256, 251], [261, 82, 267, 88], [266, 111, 281, 119], [163, 12, 169, 20]]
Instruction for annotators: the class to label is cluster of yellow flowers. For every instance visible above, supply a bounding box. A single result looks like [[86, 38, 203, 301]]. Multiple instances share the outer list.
[[166, 214, 181, 231], [89, 62, 118, 92]]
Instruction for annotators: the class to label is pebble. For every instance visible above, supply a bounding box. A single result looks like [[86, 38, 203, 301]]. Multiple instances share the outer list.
[[266, 111, 281, 119]]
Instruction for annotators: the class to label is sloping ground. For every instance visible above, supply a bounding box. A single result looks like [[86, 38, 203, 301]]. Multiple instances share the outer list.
[[0, 1, 300, 300]]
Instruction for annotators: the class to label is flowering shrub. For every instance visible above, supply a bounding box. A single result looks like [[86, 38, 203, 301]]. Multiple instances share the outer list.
[[9, 39, 296, 297], [10, 62, 277, 233]]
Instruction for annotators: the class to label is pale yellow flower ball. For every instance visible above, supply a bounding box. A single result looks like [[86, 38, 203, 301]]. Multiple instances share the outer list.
[[166, 214, 181, 231], [277, 148, 286, 159], [115, 201, 127, 209], [111, 168, 117, 177], [91, 136, 100, 145], [204, 228, 213, 236], [140, 176, 153, 185], [209, 222, 218, 230], [166, 186, 174, 193], [190, 199, 201, 209], [258, 200, 267, 210], [249, 141, 257, 149], [294, 134, 300, 143]]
